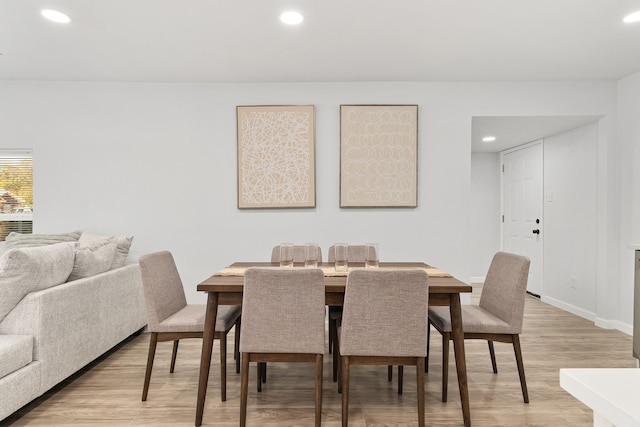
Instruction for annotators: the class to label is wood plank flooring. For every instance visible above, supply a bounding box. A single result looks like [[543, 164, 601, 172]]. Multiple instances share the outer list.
[[3, 288, 636, 426]]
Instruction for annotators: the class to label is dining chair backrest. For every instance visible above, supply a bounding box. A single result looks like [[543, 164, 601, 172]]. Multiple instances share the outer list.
[[478, 251, 531, 334], [270, 245, 323, 263], [327, 245, 371, 263], [340, 269, 429, 357], [139, 251, 188, 332], [240, 268, 325, 354]]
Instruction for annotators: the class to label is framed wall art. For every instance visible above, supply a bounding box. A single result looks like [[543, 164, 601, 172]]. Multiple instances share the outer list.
[[340, 104, 418, 207], [237, 105, 315, 208]]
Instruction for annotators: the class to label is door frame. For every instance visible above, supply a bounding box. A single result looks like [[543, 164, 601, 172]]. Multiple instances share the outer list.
[[500, 139, 544, 297]]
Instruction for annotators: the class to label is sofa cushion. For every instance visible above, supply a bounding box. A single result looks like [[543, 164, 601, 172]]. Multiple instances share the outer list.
[[0, 242, 76, 322], [78, 232, 133, 269], [4, 231, 81, 250], [68, 238, 117, 281], [0, 335, 33, 378]]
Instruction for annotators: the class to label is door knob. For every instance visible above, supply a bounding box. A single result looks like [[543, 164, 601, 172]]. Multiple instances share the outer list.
[[532, 229, 540, 234]]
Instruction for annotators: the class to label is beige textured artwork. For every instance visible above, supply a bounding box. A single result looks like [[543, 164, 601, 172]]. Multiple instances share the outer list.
[[237, 105, 315, 208], [340, 105, 418, 207]]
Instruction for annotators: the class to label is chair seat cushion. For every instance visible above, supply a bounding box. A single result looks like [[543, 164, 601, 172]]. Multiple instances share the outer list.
[[155, 304, 241, 333], [429, 305, 518, 334], [0, 335, 33, 378]]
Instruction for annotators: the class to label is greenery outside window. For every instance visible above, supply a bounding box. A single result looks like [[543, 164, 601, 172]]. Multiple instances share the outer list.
[[0, 149, 33, 240]]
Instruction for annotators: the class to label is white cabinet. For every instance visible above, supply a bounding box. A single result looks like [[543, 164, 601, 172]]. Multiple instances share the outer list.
[[560, 368, 640, 427]]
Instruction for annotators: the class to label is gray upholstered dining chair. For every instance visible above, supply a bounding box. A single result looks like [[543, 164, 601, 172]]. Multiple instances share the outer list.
[[427, 251, 531, 403], [327, 244, 379, 382], [139, 251, 242, 402], [339, 269, 429, 427], [258, 245, 323, 386], [239, 268, 325, 427], [270, 244, 323, 263], [327, 244, 367, 265]]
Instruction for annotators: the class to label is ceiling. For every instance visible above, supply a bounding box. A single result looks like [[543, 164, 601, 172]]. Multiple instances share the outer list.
[[1, 0, 640, 83], [0, 1, 635, 152], [471, 116, 601, 153]]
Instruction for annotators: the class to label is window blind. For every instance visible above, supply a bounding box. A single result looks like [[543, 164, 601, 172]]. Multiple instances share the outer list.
[[0, 149, 33, 241]]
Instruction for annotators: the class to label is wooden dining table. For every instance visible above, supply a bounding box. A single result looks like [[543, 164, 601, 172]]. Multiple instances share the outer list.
[[194, 262, 473, 427]]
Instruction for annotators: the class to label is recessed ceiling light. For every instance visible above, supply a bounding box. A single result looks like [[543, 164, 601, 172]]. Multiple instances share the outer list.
[[482, 136, 497, 143], [280, 11, 304, 25], [41, 9, 71, 24], [623, 10, 640, 23]]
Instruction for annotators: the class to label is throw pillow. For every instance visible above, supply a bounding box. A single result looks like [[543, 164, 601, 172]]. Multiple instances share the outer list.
[[78, 231, 133, 269], [4, 231, 82, 250], [0, 242, 76, 322], [68, 238, 117, 281]]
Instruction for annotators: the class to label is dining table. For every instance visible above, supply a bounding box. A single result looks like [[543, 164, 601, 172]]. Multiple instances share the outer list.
[[194, 261, 473, 427]]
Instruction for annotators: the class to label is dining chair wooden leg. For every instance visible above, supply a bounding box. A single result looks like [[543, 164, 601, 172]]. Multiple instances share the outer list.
[[257, 362, 262, 392], [337, 337, 342, 394], [488, 340, 498, 373], [240, 353, 250, 427], [512, 334, 529, 403], [315, 354, 323, 427], [220, 334, 227, 401], [328, 307, 334, 354], [169, 339, 179, 373], [417, 357, 425, 427], [338, 365, 342, 394], [261, 362, 267, 383], [142, 332, 158, 401], [425, 320, 431, 373], [398, 365, 404, 395], [332, 322, 340, 382], [341, 356, 350, 427], [234, 318, 241, 374], [442, 332, 450, 402], [388, 365, 393, 381]]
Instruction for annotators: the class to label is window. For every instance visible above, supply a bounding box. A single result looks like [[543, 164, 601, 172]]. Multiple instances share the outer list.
[[0, 150, 33, 240]]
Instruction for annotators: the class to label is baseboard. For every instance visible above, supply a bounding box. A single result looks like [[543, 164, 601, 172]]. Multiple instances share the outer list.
[[594, 318, 633, 336], [541, 295, 596, 322], [542, 295, 632, 336]]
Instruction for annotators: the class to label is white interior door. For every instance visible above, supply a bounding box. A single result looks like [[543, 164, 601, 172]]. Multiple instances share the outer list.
[[501, 141, 543, 296]]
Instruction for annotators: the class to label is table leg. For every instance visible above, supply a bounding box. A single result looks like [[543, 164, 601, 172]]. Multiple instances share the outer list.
[[450, 294, 471, 427], [195, 292, 219, 426]]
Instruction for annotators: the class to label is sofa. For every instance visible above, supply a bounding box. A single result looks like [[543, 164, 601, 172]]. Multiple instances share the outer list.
[[0, 231, 147, 421]]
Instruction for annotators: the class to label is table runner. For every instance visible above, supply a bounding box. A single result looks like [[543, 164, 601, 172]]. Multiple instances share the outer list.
[[215, 264, 452, 278]]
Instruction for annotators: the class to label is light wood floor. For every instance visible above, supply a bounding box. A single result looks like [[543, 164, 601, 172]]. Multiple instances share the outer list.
[[3, 288, 636, 426]]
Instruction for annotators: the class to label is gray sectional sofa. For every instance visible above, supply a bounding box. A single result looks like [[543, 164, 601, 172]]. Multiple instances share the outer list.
[[0, 231, 147, 421]]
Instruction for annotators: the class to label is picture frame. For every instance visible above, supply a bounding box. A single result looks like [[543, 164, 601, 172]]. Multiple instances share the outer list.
[[237, 105, 316, 209], [340, 104, 418, 207]]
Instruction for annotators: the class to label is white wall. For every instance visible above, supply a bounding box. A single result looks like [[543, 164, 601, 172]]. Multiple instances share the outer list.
[[0, 81, 619, 312], [469, 153, 500, 281], [618, 71, 640, 329], [542, 123, 598, 316]]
